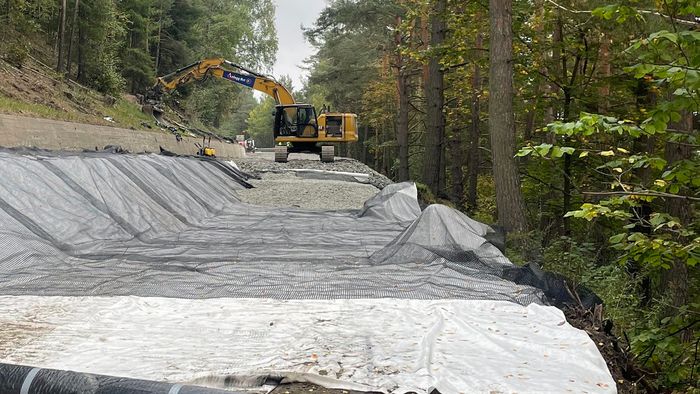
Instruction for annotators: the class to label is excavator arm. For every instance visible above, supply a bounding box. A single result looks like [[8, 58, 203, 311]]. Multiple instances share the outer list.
[[150, 58, 295, 105]]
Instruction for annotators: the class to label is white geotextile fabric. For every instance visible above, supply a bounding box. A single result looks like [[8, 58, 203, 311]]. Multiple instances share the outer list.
[[0, 296, 615, 393]]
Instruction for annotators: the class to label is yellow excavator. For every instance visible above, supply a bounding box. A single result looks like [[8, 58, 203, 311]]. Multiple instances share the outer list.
[[146, 58, 358, 162]]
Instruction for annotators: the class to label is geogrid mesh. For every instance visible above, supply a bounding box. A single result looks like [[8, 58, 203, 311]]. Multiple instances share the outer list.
[[0, 151, 543, 305]]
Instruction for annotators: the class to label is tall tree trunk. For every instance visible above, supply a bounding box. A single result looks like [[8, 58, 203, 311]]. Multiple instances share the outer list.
[[56, 0, 67, 72], [523, 0, 545, 141], [6, 0, 12, 28], [562, 89, 573, 236], [439, 145, 446, 195], [422, 0, 446, 195], [360, 125, 368, 164], [448, 129, 464, 205], [65, 0, 79, 76], [155, 9, 163, 74], [384, 123, 392, 177], [466, 33, 483, 212], [395, 16, 410, 181], [77, 22, 86, 82], [597, 33, 611, 113], [663, 113, 694, 339], [523, 108, 536, 140], [536, 9, 558, 245], [420, 14, 429, 89], [547, 15, 563, 125], [488, 0, 528, 232], [373, 126, 380, 172]]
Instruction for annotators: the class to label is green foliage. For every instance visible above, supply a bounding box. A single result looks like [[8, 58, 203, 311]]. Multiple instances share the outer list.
[[101, 97, 154, 129], [630, 304, 700, 388], [74, 0, 128, 95], [0, 92, 153, 130], [86, 52, 126, 96], [220, 90, 257, 137], [172, 0, 276, 133], [540, 237, 640, 324], [0, 38, 29, 67], [121, 48, 154, 94], [0, 0, 52, 67], [303, 0, 406, 173], [415, 182, 437, 206], [582, 264, 642, 328], [246, 97, 275, 147], [191, 0, 276, 69], [517, 0, 700, 388], [470, 175, 497, 224], [542, 238, 598, 284]]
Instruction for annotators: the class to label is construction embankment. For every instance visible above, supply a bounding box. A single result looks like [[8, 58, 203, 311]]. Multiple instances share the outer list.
[[0, 113, 245, 158]]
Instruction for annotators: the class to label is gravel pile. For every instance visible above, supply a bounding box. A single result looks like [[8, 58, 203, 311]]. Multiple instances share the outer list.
[[236, 153, 393, 190], [236, 172, 379, 210]]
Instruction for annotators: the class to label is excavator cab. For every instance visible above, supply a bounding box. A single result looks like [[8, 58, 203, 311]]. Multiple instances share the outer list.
[[273, 105, 318, 138], [272, 106, 358, 163]]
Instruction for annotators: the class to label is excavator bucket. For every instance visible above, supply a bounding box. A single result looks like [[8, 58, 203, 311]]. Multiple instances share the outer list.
[[142, 104, 165, 124]]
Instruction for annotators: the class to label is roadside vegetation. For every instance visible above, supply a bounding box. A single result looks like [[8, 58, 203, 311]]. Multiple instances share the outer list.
[[299, 0, 699, 390]]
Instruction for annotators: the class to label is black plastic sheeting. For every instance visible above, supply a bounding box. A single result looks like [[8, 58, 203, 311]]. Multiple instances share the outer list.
[[0, 363, 242, 394], [504, 262, 603, 308], [0, 150, 547, 305]]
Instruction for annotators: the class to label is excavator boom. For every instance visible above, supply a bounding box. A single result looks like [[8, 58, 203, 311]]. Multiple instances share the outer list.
[[150, 58, 295, 105]]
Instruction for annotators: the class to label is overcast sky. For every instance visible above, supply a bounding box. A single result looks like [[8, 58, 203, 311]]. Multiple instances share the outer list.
[[271, 0, 327, 92]]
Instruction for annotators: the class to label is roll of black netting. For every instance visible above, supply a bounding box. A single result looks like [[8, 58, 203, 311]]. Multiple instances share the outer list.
[[0, 363, 240, 394]]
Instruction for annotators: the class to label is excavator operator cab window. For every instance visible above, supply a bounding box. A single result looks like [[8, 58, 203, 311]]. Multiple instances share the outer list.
[[274, 105, 318, 138], [282, 107, 298, 134]]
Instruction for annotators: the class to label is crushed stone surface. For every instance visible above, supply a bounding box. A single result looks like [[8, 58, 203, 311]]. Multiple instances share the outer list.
[[237, 152, 393, 190], [237, 172, 379, 210], [270, 382, 376, 394]]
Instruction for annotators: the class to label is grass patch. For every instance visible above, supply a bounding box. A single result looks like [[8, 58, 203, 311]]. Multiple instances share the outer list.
[[0, 94, 91, 124], [0, 93, 157, 132], [99, 98, 154, 130]]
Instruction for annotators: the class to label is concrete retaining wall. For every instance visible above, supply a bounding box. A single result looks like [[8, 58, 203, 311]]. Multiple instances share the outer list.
[[0, 114, 245, 159]]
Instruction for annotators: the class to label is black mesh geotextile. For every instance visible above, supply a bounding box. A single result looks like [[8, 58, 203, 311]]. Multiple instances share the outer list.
[[0, 363, 244, 394], [0, 150, 547, 305]]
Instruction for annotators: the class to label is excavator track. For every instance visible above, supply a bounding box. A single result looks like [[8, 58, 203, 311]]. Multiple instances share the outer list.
[[320, 145, 335, 163], [274, 146, 289, 163]]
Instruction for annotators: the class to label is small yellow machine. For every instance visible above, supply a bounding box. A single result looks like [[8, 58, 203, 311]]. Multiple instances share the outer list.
[[195, 135, 216, 158], [147, 58, 358, 162]]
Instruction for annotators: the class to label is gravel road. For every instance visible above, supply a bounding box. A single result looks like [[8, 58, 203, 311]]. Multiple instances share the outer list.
[[237, 151, 393, 190], [270, 382, 375, 394], [236, 172, 379, 210], [234, 151, 392, 210]]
